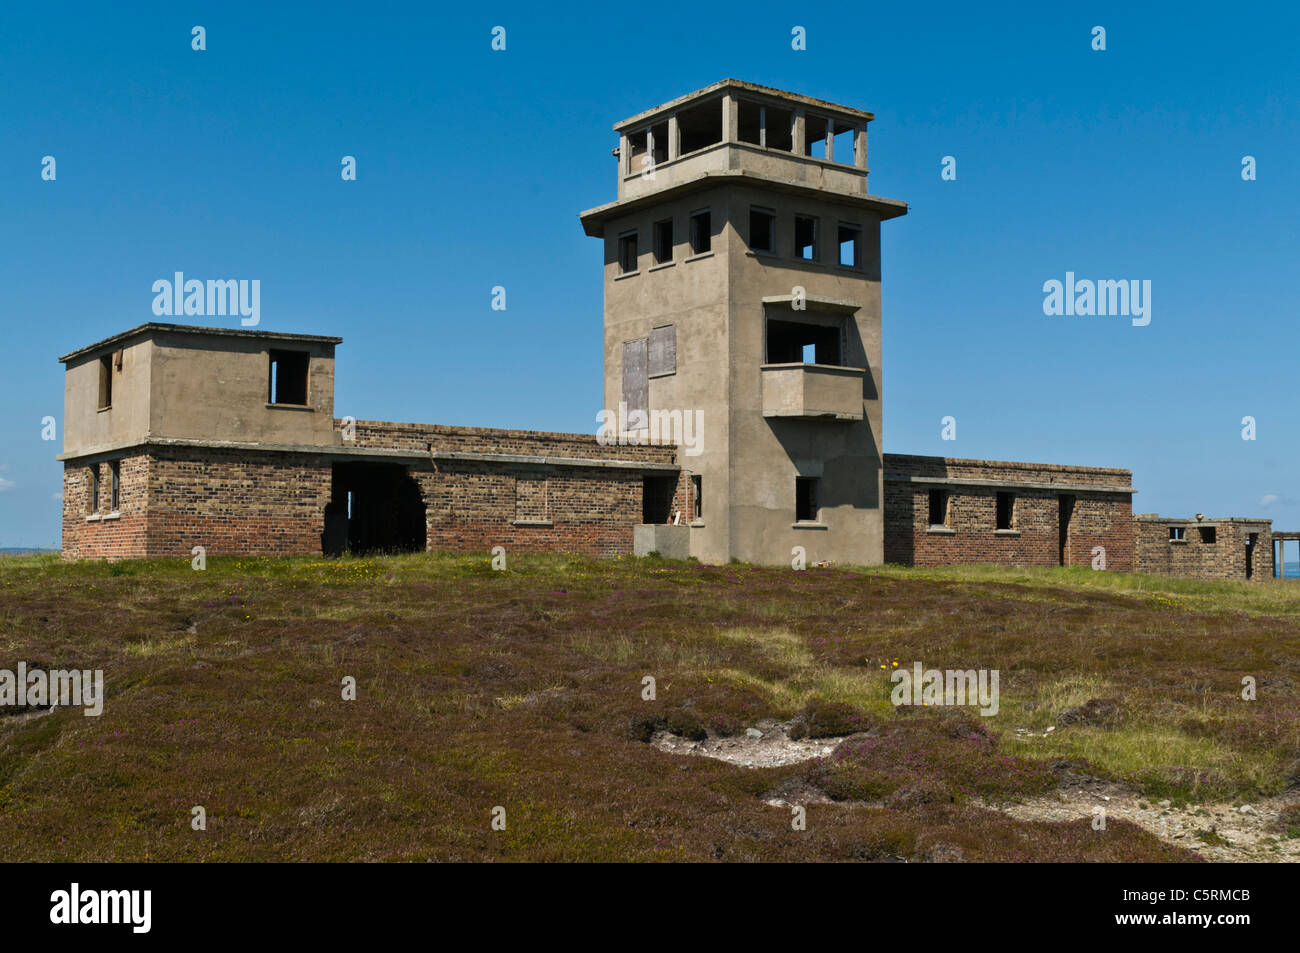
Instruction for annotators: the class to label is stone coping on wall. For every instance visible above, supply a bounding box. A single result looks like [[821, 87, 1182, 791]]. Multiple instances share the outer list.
[[883, 473, 1134, 495], [58, 322, 343, 364], [1134, 514, 1271, 526]]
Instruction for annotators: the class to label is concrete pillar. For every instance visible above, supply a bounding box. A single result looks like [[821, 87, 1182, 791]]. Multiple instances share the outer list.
[[667, 115, 679, 161], [792, 109, 806, 155], [722, 93, 739, 144], [854, 124, 868, 171]]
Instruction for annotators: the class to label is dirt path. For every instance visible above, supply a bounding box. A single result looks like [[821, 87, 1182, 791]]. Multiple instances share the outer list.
[[652, 721, 1298, 862]]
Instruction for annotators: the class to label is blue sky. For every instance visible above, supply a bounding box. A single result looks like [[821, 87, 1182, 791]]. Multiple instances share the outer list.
[[2, 1, 1298, 547]]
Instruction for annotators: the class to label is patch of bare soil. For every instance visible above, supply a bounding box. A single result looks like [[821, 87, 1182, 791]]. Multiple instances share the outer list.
[[652, 722, 1300, 862], [650, 718, 847, 768]]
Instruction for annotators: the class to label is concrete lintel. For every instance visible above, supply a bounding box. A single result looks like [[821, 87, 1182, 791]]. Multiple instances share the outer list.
[[761, 295, 862, 313], [884, 473, 1135, 495], [431, 449, 678, 472]]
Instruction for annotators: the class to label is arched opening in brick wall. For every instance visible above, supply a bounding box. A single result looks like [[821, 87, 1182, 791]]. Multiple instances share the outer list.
[[324, 462, 426, 556]]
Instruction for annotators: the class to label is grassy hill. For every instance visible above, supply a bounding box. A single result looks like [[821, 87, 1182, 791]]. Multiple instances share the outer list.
[[1, 552, 1297, 861]]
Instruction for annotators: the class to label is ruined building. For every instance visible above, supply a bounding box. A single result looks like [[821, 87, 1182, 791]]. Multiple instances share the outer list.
[[57, 80, 1275, 580]]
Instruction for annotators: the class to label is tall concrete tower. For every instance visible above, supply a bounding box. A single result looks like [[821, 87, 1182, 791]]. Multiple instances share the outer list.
[[580, 80, 907, 566]]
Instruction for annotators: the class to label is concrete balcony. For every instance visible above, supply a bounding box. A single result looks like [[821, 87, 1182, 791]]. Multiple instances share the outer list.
[[760, 363, 865, 421]]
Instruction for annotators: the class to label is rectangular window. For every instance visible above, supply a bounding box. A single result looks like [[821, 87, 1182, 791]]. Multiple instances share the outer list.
[[1199, 526, 1217, 544], [749, 207, 776, 254], [766, 107, 793, 151], [928, 489, 948, 527], [109, 460, 121, 512], [514, 473, 549, 522], [678, 98, 722, 154], [621, 339, 648, 423], [642, 475, 676, 524], [738, 100, 763, 145], [765, 318, 842, 366], [796, 477, 820, 523], [268, 350, 310, 405], [795, 215, 818, 261], [653, 219, 673, 265], [831, 123, 855, 164], [98, 355, 113, 409], [648, 325, 676, 377], [650, 121, 669, 167], [689, 210, 711, 255], [838, 224, 862, 268], [691, 475, 702, 521], [1169, 526, 1186, 541], [88, 466, 100, 515], [626, 129, 647, 176], [805, 114, 830, 159], [995, 492, 1015, 530], [618, 231, 638, 274]]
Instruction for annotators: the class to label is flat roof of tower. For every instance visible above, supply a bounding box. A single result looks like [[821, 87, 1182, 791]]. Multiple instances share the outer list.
[[612, 79, 875, 132], [58, 323, 343, 363]]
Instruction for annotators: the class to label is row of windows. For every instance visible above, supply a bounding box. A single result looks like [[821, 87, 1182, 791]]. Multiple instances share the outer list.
[[617, 208, 864, 274], [654, 474, 818, 526], [85, 461, 121, 515], [1169, 525, 1217, 544]]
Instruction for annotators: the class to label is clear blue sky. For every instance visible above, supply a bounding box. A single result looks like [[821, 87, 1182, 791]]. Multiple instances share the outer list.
[[2, 2, 1298, 548]]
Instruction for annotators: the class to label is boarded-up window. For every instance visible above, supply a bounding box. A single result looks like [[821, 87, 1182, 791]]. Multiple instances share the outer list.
[[648, 325, 676, 377], [622, 339, 648, 422], [515, 473, 549, 522]]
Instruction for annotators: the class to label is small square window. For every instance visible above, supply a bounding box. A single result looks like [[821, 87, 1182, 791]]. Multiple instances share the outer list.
[[98, 354, 113, 409], [838, 224, 862, 268], [928, 489, 948, 527], [749, 208, 775, 254], [109, 460, 121, 512], [1169, 526, 1186, 542], [618, 231, 638, 274], [795, 216, 818, 261], [995, 492, 1014, 530], [689, 210, 711, 255], [796, 477, 820, 523], [1199, 526, 1217, 544], [653, 219, 673, 265]]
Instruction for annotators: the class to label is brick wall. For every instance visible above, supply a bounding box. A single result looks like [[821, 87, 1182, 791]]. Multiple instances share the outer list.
[[1133, 517, 1272, 580], [883, 454, 1135, 570], [61, 455, 150, 560]]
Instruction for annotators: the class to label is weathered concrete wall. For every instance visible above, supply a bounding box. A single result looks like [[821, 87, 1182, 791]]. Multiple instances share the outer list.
[[62, 339, 154, 457], [1134, 516, 1272, 580], [883, 454, 1135, 570]]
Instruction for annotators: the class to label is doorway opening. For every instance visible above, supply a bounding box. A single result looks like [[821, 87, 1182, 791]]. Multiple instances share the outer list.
[[1058, 495, 1075, 566], [324, 462, 426, 555], [1246, 532, 1257, 580]]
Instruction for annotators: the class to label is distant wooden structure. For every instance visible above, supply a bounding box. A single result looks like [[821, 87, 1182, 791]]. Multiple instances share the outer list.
[[1273, 531, 1300, 578]]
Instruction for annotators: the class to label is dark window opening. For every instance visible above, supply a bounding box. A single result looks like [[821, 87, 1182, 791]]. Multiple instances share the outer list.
[[88, 466, 99, 515], [766, 318, 842, 366], [795, 215, 818, 261], [1199, 526, 1217, 544], [766, 107, 793, 151], [269, 350, 309, 405], [805, 114, 830, 159], [928, 489, 948, 527], [98, 355, 113, 409], [1058, 494, 1075, 565], [642, 475, 676, 523], [749, 207, 775, 253], [796, 477, 820, 523], [838, 224, 862, 268], [653, 219, 673, 265], [689, 210, 711, 255], [1169, 526, 1186, 541], [691, 475, 702, 521], [738, 100, 763, 145], [109, 460, 120, 512], [626, 128, 647, 176], [995, 492, 1015, 530], [618, 231, 638, 274], [325, 462, 426, 556], [650, 121, 669, 166], [1246, 532, 1257, 579], [678, 98, 722, 154]]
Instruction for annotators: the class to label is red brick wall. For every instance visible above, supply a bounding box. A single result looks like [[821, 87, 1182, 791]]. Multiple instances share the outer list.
[[61, 455, 150, 560], [883, 454, 1134, 571]]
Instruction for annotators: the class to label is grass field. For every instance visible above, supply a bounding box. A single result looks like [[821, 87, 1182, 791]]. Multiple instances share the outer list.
[[1, 551, 1297, 861]]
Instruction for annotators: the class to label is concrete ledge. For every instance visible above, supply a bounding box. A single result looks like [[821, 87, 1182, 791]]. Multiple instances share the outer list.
[[57, 437, 428, 464], [432, 450, 678, 472], [884, 473, 1134, 495]]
